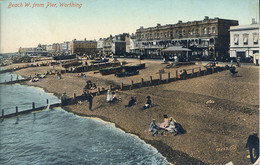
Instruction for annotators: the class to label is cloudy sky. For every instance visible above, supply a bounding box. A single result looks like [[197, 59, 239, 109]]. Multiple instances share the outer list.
[[0, 0, 258, 53]]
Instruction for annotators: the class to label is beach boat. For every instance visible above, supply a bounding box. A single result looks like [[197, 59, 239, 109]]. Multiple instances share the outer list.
[[124, 63, 145, 72], [99, 66, 123, 75], [53, 54, 76, 60], [115, 70, 139, 77], [90, 58, 109, 64], [62, 60, 82, 68]]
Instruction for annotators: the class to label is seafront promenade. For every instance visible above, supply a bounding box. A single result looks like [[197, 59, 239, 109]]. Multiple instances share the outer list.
[[5, 58, 259, 164]]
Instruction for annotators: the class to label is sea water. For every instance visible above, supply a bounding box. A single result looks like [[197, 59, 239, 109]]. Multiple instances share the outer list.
[[0, 72, 169, 165]]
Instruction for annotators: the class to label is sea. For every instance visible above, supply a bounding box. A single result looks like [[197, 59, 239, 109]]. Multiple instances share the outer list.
[[0, 70, 170, 165]]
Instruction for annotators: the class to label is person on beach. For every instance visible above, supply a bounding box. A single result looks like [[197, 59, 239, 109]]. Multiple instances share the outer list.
[[143, 96, 152, 110], [86, 92, 93, 111], [106, 90, 113, 102], [111, 92, 118, 103], [166, 117, 178, 135], [149, 119, 158, 136], [125, 97, 137, 108], [158, 115, 170, 129]]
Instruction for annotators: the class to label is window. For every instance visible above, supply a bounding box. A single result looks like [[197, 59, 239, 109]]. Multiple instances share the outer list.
[[183, 30, 186, 37], [207, 27, 211, 34], [234, 34, 239, 45], [192, 29, 195, 35], [196, 29, 199, 35], [253, 33, 259, 45], [243, 34, 249, 45], [203, 28, 207, 35], [212, 27, 216, 34]]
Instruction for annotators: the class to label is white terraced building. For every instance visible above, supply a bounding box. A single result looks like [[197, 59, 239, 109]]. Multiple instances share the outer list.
[[230, 21, 259, 62]]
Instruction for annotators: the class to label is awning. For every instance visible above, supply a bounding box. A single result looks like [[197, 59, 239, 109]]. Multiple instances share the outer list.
[[162, 46, 191, 52]]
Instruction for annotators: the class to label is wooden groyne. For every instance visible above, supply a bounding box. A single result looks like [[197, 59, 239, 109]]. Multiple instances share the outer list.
[[0, 78, 31, 85], [0, 100, 61, 119], [68, 65, 230, 103]]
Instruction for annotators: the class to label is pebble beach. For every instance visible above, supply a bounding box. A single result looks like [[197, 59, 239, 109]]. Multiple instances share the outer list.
[[13, 59, 259, 164]]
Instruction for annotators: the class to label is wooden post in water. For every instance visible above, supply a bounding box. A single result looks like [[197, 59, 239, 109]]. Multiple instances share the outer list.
[[16, 106, 18, 114], [159, 74, 162, 84], [141, 78, 144, 87], [150, 76, 152, 85], [47, 99, 49, 105], [32, 102, 35, 110], [2, 109, 4, 118], [17, 75, 19, 80], [131, 80, 134, 89], [73, 93, 76, 103]]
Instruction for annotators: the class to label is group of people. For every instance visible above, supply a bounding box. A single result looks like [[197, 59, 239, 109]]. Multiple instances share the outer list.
[[125, 96, 152, 110], [77, 73, 86, 78], [149, 115, 185, 136], [84, 80, 97, 90], [106, 90, 120, 103]]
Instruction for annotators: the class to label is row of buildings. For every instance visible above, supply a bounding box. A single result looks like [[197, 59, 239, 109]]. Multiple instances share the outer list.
[[18, 16, 259, 62]]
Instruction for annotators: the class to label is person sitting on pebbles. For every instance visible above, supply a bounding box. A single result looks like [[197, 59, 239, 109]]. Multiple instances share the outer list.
[[143, 96, 152, 110], [149, 119, 158, 136], [158, 114, 170, 130], [166, 117, 178, 135], [125, 97, 137, 108]]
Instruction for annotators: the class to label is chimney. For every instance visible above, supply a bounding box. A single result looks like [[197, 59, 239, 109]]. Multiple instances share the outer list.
[[157, 24, 161, 27], [252, 18, 256, 24], [178, 20, 182, 24], [204, 16, 209, 20]]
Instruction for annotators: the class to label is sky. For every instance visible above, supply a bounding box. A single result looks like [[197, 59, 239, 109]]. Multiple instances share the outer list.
[[0, 0, 259, 53]]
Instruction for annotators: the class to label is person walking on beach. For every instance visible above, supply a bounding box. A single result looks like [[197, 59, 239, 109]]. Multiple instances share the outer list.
[[86, 92, 93, 111]]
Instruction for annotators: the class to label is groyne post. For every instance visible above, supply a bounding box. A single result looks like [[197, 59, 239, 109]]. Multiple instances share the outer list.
[[192, 69, 194, 77], [141, 78, 144, 87], [167, 72, 170, 82], [17, 75, 19, 80], [32, 102, 35, 110], [2, 109, 4, 118], [46, 99, 49, 105], [121, 83, 124, 90], [150, 76, 152, 85], [131, 80, 134, 89], [73, 93, 76, 101], [16, 106, 18, 114], [159, 74, 162, 84], [98, 88, 101, 95]]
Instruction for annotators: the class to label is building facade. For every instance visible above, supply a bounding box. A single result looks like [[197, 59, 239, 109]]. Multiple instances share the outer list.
[[112, 40, 126, 56], [71, 39, 97, 55], [135, 16, 238, 60], [230, 22, 259, 62]]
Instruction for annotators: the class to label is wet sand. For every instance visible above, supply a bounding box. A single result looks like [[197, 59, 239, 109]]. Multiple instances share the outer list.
[[14, 59, 259, 164]]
